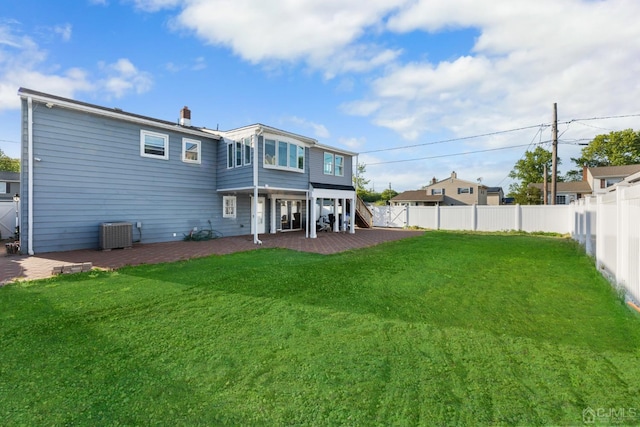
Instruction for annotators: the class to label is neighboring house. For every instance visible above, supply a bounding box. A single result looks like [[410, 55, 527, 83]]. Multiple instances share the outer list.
[[392, 172, 490, 207], [486, 187, 504, 206], [530, 181, 592, 205], [422, 171, 489, 206], [0, 171, 20, 201], [390, 190, 444, 206], [530, 164, 640, 204], [585, 164, 640, 194], [18, 88, 356, 254]]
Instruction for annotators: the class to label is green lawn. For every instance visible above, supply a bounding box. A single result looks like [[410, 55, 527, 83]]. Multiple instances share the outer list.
[[1, 232, 639, 426]]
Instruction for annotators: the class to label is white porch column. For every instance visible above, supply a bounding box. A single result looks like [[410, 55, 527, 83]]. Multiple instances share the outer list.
[[349, 197, 355, 234], [270, 197, 277, 234], [310, 196, 318, 238], [341, 198, 347, 231], [333, 198, 339, 232]]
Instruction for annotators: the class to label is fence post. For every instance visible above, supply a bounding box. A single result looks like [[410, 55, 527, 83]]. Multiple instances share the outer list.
[[405, 206, 410, 228], [595, 194, 604, 270], [585, 197, 593, 256], [435, 204, 440, 230], [471, 204, 477, 231], [616, 185, 628, 288], [515, 204, 521, 231]]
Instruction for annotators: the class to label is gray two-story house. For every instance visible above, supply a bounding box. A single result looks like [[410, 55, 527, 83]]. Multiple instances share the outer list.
[[18, 88, 356, 254]]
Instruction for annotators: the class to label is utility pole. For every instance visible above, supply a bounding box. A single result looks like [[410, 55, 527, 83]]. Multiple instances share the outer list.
[[543, 164, 548, 205], [551, 103, 558, 205]]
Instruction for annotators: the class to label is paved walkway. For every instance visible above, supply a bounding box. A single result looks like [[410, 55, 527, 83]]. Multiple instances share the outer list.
[[0, 228, 424, 285]]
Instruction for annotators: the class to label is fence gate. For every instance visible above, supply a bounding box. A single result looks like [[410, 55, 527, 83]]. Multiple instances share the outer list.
[[0, 201, 16, 239]]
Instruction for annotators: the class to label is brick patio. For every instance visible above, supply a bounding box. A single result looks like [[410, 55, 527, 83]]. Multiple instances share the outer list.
[[0, 228, 424, 284]]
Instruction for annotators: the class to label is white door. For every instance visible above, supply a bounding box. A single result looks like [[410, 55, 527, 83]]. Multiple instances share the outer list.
[[251, 197, 266, 234]]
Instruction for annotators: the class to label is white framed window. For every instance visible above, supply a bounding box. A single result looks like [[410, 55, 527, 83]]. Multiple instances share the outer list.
[[324, 153, 333, 175], [0, 182, 7, 194], [228, 139, 252, 169], [236, 141, 243, 167], [223, 196, 236, 218], [182, 138, 201, 164], [431, 188, 444, 195], [244, 137, 252, 166], [556, 195, 567, 204], [227, 143, 234, 168], [335, 155, 344, 176], [457, 187, 474, 194], [264, 139, 276, 165], [263, 138, 305, 172], [141, 130, 169, 160]]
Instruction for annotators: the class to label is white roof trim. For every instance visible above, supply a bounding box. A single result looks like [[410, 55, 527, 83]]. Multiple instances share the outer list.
[[19, 89, 220, 140]]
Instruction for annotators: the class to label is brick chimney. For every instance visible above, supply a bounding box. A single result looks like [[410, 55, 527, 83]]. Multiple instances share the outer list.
[[582, 165, 587, 181], [180, 106, 191, 127], [431, 176, 437, 185]]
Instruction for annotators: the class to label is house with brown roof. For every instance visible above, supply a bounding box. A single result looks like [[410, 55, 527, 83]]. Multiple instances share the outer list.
[[585, 164, 640, 194], [530, 181, 592, 205], [531, 164, 640, 204], [392, 171, 489, 206]]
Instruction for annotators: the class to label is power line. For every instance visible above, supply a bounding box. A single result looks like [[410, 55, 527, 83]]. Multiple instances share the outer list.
[[361, 113, 640, 156], [360, 123, 549, 154], [367, 141, 549, 166]]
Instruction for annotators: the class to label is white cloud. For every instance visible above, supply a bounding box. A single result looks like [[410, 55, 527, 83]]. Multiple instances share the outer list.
[[286, 116, 330, 139], [54, 23, 72, 42], [338, 136, 366, 150], [171, 0, 406, 73], [0, 24, 93, 110], [129, 0, 181, 12], [0, 23, 154, 109], [99, 58, 153, 98], [347, 0, 640, 149]]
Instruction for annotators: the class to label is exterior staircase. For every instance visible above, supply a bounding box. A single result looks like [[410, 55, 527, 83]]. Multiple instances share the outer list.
[[355, 196, 373, 228]]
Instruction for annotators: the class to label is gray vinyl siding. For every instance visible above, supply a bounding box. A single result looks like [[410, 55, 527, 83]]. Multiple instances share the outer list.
[[216, 137, 253, 190], [257, 136, 309, 190], [21, 99, 220, 253], [309, 147, 353, 186]]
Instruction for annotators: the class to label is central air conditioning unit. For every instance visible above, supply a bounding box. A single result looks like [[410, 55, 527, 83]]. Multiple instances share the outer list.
[[99, 222, 133, 250]]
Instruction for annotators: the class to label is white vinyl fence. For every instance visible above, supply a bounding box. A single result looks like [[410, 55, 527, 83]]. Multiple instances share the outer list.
[[0, 201, 17, 240], [370, 204, 573, 234], [371, 193, 639, 303], [573, 186, 640, 303]]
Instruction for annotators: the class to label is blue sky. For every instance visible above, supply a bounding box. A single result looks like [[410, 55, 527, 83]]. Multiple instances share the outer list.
[[1, 0, 639, 191]]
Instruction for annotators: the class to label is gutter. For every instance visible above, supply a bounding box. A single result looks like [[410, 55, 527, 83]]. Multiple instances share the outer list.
[[252, 127, 263, 245], [27, 97, 34, 255]]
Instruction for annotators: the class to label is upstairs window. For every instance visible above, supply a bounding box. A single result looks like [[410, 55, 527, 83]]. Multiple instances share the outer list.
[[264, 138, 304, 172], [228, 139, 252, 169], [182, 138, 200, 164], [264, 139, 276, 165], [324, 153, 333, 175], [431, 188, 445, 195], [335, 155, 344, 176], [457, 187, 474, 194], [244, 138, 252, 166], [141, 130, 169, 160]]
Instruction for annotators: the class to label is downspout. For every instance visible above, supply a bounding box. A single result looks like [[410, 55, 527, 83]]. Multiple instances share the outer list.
[[27, 97, 34, 255], [253, 128, 263, 245]]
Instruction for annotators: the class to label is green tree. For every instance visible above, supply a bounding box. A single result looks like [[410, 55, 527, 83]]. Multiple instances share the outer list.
[[569, 129, 640, 174], [378, 187, 399, 205], [0, 149, 20, 172], [508, 146, 561, 204], [353, 163, 370, 199]]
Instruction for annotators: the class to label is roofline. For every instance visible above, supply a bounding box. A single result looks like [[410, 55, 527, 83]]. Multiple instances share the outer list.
[[17, 87, 221, 140], [213, 123, 318, 145], [313, 142, 357, 156]]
